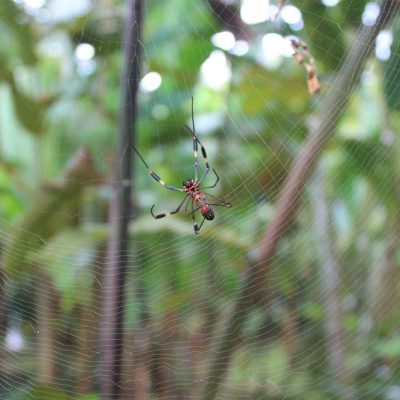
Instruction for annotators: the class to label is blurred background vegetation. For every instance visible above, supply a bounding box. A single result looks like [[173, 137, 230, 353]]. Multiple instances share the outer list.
[[1, 0, 400, 399]]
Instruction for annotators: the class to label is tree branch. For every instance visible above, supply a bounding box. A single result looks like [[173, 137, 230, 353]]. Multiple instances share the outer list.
[[100, 0, 143, 398], [201, 1, 400, 398]]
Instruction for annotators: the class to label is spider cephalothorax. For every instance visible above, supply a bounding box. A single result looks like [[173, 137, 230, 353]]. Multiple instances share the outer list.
[[132, 98, 231, 234], [183, 179, 196, 190]]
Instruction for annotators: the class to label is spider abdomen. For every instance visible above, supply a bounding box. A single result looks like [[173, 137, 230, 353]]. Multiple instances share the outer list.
[[202, 206, 214, 220], [191, 191, 214, 221]]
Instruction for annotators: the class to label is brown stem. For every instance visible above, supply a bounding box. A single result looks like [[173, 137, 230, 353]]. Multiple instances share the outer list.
[[201, 2, 399, 399], [100, 0, 143, 398]]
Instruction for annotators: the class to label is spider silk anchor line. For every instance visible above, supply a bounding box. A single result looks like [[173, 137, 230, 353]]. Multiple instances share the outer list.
[[132, 99, 231, 234]]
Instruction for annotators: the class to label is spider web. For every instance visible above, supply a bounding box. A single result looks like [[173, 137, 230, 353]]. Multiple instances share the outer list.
[[1, 0, 400, 399]]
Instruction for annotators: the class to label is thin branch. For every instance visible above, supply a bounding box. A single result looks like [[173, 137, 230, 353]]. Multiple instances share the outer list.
[[100, 0, 143, 398], [201, 1, 399, 399]]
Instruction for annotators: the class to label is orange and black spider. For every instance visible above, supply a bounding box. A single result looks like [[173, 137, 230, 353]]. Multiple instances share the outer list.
[[132, 98, 231, 234]]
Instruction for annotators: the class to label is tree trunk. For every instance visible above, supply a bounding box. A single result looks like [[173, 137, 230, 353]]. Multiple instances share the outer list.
[[100, 0, 143, 398]]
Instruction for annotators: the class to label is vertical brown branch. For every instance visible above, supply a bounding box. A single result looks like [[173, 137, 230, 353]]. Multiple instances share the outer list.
[[100, 0, 143, 398], [201, 1, 399, 399]]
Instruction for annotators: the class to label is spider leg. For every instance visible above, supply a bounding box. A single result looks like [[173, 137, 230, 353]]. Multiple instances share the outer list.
[[202, 191, 231, 207], [190, 202, 205, 235], [150, 195, 189, 219], [185, 125, 212, 184], [132, 145, 184, 192], [184, 198, 200, 216], [196, 217, 206, 234], [186, 205, 201, 216], [189, 98, 199, 182], [193, 136, 199, 182], [184, 197, 192, 215], [191, 202, 198, 234], [209, 201, 231, 208], [185, 125, 209, 181], [184, 98, 211, 184], [201, 169, 219, 189]]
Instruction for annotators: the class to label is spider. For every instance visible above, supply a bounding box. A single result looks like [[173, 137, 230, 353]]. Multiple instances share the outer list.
[[132, 99, 231, 234]]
